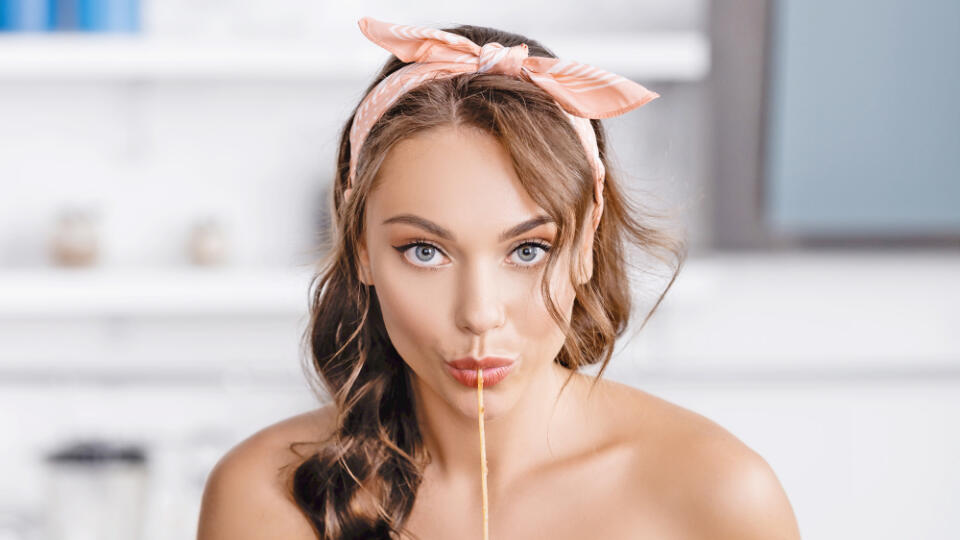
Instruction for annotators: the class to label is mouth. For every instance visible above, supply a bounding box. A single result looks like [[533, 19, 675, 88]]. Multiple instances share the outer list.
[[444, 356, 516, 388]]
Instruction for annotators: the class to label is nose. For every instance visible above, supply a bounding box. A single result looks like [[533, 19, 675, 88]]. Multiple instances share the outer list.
[[454, 261, 506, 336]]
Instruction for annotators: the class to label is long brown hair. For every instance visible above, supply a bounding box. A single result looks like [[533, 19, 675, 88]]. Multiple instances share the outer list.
[[287, 21, 687, 540]]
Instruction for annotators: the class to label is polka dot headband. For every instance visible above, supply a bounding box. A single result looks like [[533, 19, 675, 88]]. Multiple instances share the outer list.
[[346, 16, 661, 230]]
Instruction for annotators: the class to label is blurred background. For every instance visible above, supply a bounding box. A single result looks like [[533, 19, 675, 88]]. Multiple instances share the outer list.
[[0, 0, 957, 538]]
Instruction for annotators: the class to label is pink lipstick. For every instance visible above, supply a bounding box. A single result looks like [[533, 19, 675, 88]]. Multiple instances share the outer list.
[[445, 356, 515, 388]]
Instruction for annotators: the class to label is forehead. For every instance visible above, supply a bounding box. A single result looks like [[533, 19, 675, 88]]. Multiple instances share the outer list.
[[367, 125, 549, 235]]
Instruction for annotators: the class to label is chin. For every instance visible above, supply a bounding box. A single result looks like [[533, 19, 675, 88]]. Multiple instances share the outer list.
[[451, 384, 514, 421]]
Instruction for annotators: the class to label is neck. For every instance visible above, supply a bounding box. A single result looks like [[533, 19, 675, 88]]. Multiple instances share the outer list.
[[410, 361, 586, 494]]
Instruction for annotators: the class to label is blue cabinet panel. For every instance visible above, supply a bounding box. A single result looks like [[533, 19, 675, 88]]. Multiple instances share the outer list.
[[765, 0, 960, 234]]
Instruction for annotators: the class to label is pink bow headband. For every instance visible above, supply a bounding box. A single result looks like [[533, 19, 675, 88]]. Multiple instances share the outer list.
[[347, 16, 661, 230]]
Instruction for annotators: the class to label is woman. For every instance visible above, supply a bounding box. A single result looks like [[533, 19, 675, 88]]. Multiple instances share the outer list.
[[197, 16, 801, 540]]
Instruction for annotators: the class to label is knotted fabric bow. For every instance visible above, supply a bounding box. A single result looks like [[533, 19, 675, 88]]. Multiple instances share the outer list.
[[348, 16, 661, 230]]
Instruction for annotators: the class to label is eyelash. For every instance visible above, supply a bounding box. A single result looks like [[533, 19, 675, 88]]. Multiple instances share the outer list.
[[394, 238, 552, 272]]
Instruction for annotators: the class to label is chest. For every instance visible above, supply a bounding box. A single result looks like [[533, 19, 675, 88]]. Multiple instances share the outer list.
[[401, 449, 685, 540]]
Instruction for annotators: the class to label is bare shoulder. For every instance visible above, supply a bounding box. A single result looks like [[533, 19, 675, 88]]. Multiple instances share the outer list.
[[196, 403, 339, 540], [598, 378, 801, 539]]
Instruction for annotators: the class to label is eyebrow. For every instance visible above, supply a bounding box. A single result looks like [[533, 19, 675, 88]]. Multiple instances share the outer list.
[[382, 213, 555, 243]]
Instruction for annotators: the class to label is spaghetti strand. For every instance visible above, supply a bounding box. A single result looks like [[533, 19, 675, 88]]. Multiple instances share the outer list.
[[477, 368, 489, 540]]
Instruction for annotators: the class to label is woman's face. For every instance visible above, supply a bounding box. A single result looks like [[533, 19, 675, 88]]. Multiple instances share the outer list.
[[357, 124, 591, 420]]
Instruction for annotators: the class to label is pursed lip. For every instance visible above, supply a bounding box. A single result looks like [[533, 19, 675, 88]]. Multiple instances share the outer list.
[[446, 356, 515, 370]]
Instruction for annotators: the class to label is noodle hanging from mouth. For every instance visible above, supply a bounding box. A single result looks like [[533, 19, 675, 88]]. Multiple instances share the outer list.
[[478, 368, 489, 540]]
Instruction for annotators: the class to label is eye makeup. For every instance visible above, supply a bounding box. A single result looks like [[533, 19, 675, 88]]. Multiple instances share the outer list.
[[391, 238, 553, 272]]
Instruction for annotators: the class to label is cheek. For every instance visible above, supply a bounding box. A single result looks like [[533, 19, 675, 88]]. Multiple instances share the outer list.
[[370, 266, 444, 371], [515, 260, 576, 352]]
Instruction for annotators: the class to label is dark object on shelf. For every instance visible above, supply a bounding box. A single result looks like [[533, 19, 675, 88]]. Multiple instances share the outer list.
[[43, 438, 149, 540], [45, 439, 147, 465]]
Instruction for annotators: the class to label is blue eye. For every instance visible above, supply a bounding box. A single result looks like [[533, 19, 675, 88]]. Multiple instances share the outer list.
[[393, 239, 552, 271], [510, 242, 548, 265], [408, 243, 442, 265]]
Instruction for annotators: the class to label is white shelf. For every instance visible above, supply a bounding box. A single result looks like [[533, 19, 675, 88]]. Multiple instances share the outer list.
[[0, 266, 315, 317], [0, 32, 709, 81], [0, 35, 379, 80], [0, 251, 957, 379], [536, 31, 709, 81], [610, 249, 960, 374], [0, 266, 315, 378]]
